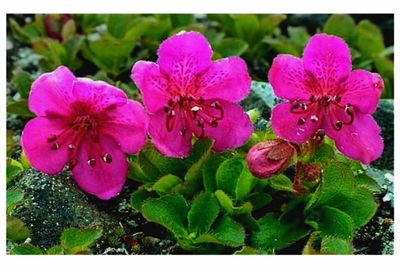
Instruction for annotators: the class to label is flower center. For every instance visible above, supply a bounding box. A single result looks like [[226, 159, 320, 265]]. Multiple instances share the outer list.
[[162, 94, 224, 137], [46, 114, 113, 169], [290, 94, 354, 131]]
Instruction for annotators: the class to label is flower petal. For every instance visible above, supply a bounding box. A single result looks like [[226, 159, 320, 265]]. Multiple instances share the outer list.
[[101, 100, 148, 154], [341, 70, 383, 114], [201, 100, 253, 152], [72, 135, 127, 200], [148, 109, 192, 158], [323, 112, 383, 164], [199, 57, 251, 102], [72, 78, 128, 112], [303, 34, 352, 95], [131, 61, 170, 113], [29, 66, 75, 117], [268, 55, 311, 100], [21, 117, 70, 174], [157, 31, 212, 92], [271, 102, 320, 144]]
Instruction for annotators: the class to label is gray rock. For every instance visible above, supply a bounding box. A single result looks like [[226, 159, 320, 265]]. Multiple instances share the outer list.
[[11, 169, 118, 248], [372, 99, 394, 171]]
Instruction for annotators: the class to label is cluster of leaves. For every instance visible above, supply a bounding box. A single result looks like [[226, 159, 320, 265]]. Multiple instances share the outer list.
[[128, 109, 381, 254]]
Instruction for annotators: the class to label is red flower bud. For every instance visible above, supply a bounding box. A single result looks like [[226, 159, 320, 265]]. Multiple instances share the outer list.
[[246, 139, 295, 178]]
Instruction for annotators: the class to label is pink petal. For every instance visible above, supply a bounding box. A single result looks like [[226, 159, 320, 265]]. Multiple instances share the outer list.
[[131, 61, 170, 113], [199, 57, 251, 102], [72, 135, 127, 200], [271, 102, 320, 144], [148, 109, 192, 158], [323, 112, 384, 165], [72, 79, 127, 112], [341, 70, 383, 114], [201, 100, 253, 152], [29, 66, 75, 117], [268, 55, 311, 100], [101, 100, 148, 154], [157, 31, 212, 93], [303, 34, 352, 95], [21, 117, 70, 174]]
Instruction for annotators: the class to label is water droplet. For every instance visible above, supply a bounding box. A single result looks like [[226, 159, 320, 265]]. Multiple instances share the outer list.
[[88, 158, 96, 167], [102, 153, 112, 163], [51, 143, 60, 150]]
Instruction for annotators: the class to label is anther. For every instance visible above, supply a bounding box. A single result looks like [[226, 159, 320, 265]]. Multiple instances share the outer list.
[[51, 143, 60, 150], [297, 117, 306, 125], [168, 110, 176, 117], [291, 100, 300, 109], [191, 106, 201, 112], [333, 95, 341, 103], [210, 101, 221, 108], [335, 121, 343, 130], [68, 144, 75, 150], [47, 134, 57, 143], [345, 104, 354, 115], [179, 128, 187, 136], [198, 97, 205, 104], [162, 105, 170, 112], [167, 99, 174, 106], [301, 103, 308, 110], [88, 158, 96, 167], [210, 119, 218, 127], [309, 95, 316, 102], [310, 115, 319, 123], [196, 118, 204, 127], [102, 153, 112, 163]]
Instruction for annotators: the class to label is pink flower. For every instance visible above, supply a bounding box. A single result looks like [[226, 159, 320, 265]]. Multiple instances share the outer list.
[[21, 66, 148, 199], [247, 140, 295, 178], [268, 34, 384, 164], [131, 31, 253, 157]]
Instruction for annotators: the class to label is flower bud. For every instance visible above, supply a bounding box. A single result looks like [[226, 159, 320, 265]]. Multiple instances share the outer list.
[[246, 139, 295, 178]]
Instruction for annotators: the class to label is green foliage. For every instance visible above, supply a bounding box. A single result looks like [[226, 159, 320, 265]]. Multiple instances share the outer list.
[[7, 216, 30, 242], [320, 236, 353, 255], [270, 174, 296, 193], [188, 192, 220, 235], [60, 227, 103, 254], [11, 244, 44, 255]]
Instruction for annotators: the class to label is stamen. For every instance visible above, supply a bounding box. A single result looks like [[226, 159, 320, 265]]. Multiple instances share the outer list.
[[310, 115, 319, 123], [179, 128, 187, 136], [47, 134, 57, 143], [68, 144, 75, 150], [210, 119, 218, 127], [162, 106, 170, 112], [167, 99, 174, 106], [51, 143, 60, 150], [191, 106, 201, 112], [309, 95, 316, 102], [333, 95, 341, 103], [87, 158, 96, 167], [297, 117, 306, 125], [335, 121, 343, 130], [102, 153, 112, 163], [301, 103, 308, 110], [210, 101, 221, 108], [198, 97, 205, 104], [345, 104, 354, 115]]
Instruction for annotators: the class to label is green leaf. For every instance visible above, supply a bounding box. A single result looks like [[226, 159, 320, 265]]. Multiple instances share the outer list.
[[61, 19, 76, 41], [7, 189, 24, 214], [32, 38, 67, 71], [6, 158, 23, 185], [202, 154, 224, 193], [9, 18, 40, 43], [188, 192, 220, 235], [142, 194, 189, 238], [61, 227, 102, 254], [270, 174, 296, 193], [259, 14, 287, 36], [7, 216, 30, 242], [216, 38, 248, 57], [307, 206, 354, 239], [7, 100, 34, 117], [11, 244, 43, 255], [356, 173, 382, 193], [138, 143, 185, 180], [107, 14, 139, 39], [46, 245, 64, 255], [247, 192, 272, 210], [323, 14, 356, 42], [12, 69, 33, 99], [184, 138, 214, 184], [170, 14, 195, 28], [63, 35, 84, 69], [334, 187, 378, 228], [214, 190, 234, 214], [216, 157, 256, 201], [320, 236, 353, 255], [251, 212, 310, 251], [130, 188, 155, 211], [152, 174, 182, 195], [307, 162, 355, 210], [310, 143, 335, 163], [232, 14, 259, 43], [356, 20, 385, 56], [196, 215, 245, 247]]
